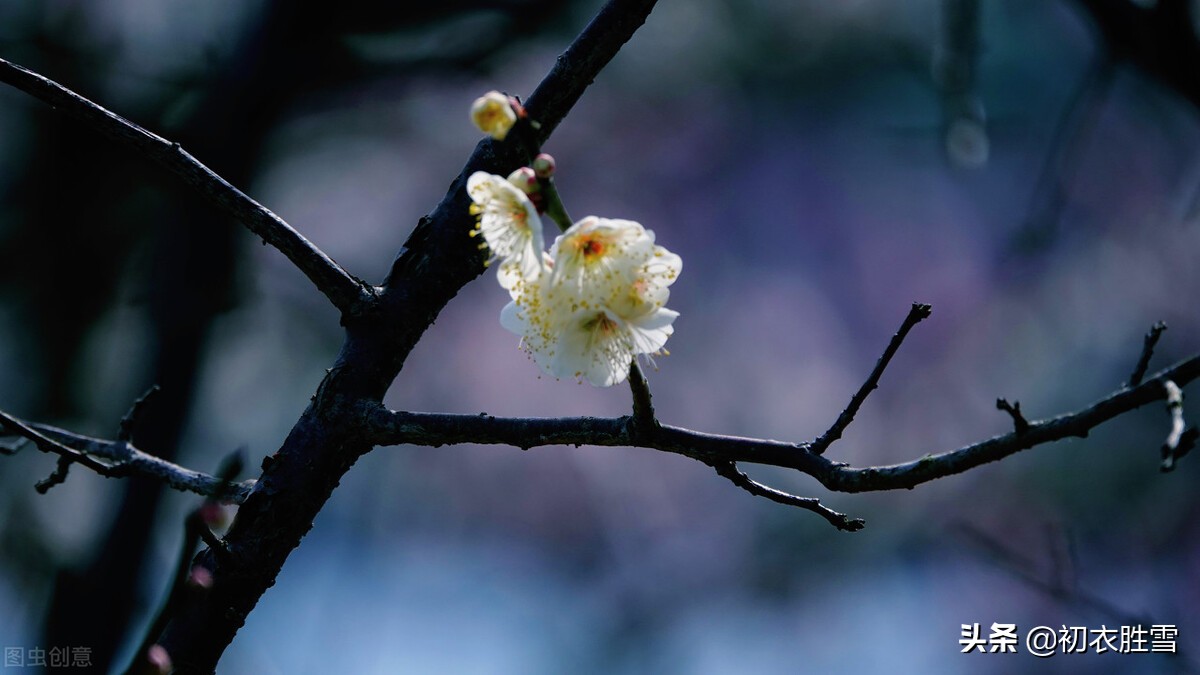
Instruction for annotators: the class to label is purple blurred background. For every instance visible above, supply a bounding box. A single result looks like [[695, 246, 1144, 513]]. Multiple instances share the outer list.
[[0, 1, 1197, 673]]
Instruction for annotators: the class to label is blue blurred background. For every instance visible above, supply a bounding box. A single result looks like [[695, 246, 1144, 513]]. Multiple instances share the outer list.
[[0, 0, 1197, 673]]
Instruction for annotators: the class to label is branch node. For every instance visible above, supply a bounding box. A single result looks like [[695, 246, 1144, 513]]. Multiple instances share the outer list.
[[996, 398, 1029, 434], [1161, 379, 1194, 472], [713, 461, 864, 532], [118, 384, 162, 442], [812, 302, 932, 455], [1129, 321, 1167, 387], [627, 361, 658, 436]]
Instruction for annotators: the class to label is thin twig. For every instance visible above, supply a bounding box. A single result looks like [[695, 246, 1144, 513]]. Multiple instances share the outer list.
[[1130, 322, 1168, 387], [0, 58, 376, 318], [713, 461, 864, 531], [35, 456, 73, 494], [0, 411, 254, 502], [996, 398, 1029, 434], [811, 303, 933, 455], [0, 409, 124, 479], [118, 384, 162, 442]]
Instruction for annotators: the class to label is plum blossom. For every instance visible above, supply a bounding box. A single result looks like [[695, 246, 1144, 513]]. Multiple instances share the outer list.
[[499, 217, 681, 386], [467, 171, 545, 279]]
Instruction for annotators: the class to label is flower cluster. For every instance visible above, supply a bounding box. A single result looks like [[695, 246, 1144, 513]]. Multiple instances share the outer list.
[[468, 167, 681, 387]]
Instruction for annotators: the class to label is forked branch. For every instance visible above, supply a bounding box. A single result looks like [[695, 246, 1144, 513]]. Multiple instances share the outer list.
[[0, 414, 253, 503], [0, 58, 376, 319]]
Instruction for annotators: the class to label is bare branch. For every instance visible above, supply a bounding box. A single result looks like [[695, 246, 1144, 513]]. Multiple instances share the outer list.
[[712, 461, 864, 532], [524, 0, 660, 143], [822, 356, 1200, 493], [0, 58, 376, 318], [0, 411, 254, 503], [118, 384, 162, 443], [811, 303, 932, 455], [366, 354, 1200, 509], [0, 409, 127, 480], [1130, 321, 1168, 387]]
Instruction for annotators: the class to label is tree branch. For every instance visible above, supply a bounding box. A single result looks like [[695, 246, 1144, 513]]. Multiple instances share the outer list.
[[0, 58, 376, 319], [1130, 321, 1168, 387], [712, 461, 865, 532], [365, 355, 1200, 513], [811, 303, 932, 455], [0, 412, 253, 503]]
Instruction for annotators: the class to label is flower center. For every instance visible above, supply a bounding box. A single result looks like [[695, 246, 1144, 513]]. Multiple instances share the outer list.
[[583, 313, 618, 336]]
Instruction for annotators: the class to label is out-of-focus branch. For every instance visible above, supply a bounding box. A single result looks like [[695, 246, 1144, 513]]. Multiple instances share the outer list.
[[1074, 0, 1200, 111], [935, 0, 989, 167], [127, 453, 244, 675], [0, 412, 253, 503], [0, 58, 376, 319]]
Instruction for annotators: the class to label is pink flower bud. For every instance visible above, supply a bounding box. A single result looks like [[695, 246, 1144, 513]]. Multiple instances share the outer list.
[[199, 502, 227, 529], [532, 153, 556, 178], [188, 565, 214, 589], [506, 167, 540, 195], [146, 645, 172, 675]]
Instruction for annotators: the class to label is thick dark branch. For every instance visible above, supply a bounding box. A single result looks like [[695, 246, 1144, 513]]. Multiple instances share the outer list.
[[524, 0, 658, 143], [0, 58, 375, 318], [151, 2, 660, 668], [811, 303, 932, 455], [366, 355, 1200, 499], [712, 461, 865, 532], [1130, 321, 1167, 387], [0, 412, 253, 503]]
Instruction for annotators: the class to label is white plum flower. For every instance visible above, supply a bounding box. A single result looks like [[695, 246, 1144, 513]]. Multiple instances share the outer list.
[[499, 215, 681, 387], [550, 304, 679, 387], [470, 91, 517, 140], [468, 171, 545, 279]]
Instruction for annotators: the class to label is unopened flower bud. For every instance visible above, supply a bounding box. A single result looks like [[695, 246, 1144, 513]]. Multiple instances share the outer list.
[[188, 564, 214, 589], [532, 153, 556, 178], [507, 167, 539, 195], [470, 91, 517, 141], [145, 645, 172, 675], [199, 502, 227, 529]]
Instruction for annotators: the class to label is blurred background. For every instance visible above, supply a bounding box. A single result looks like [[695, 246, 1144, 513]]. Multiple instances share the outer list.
[[0, 0, 1198, 673]]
